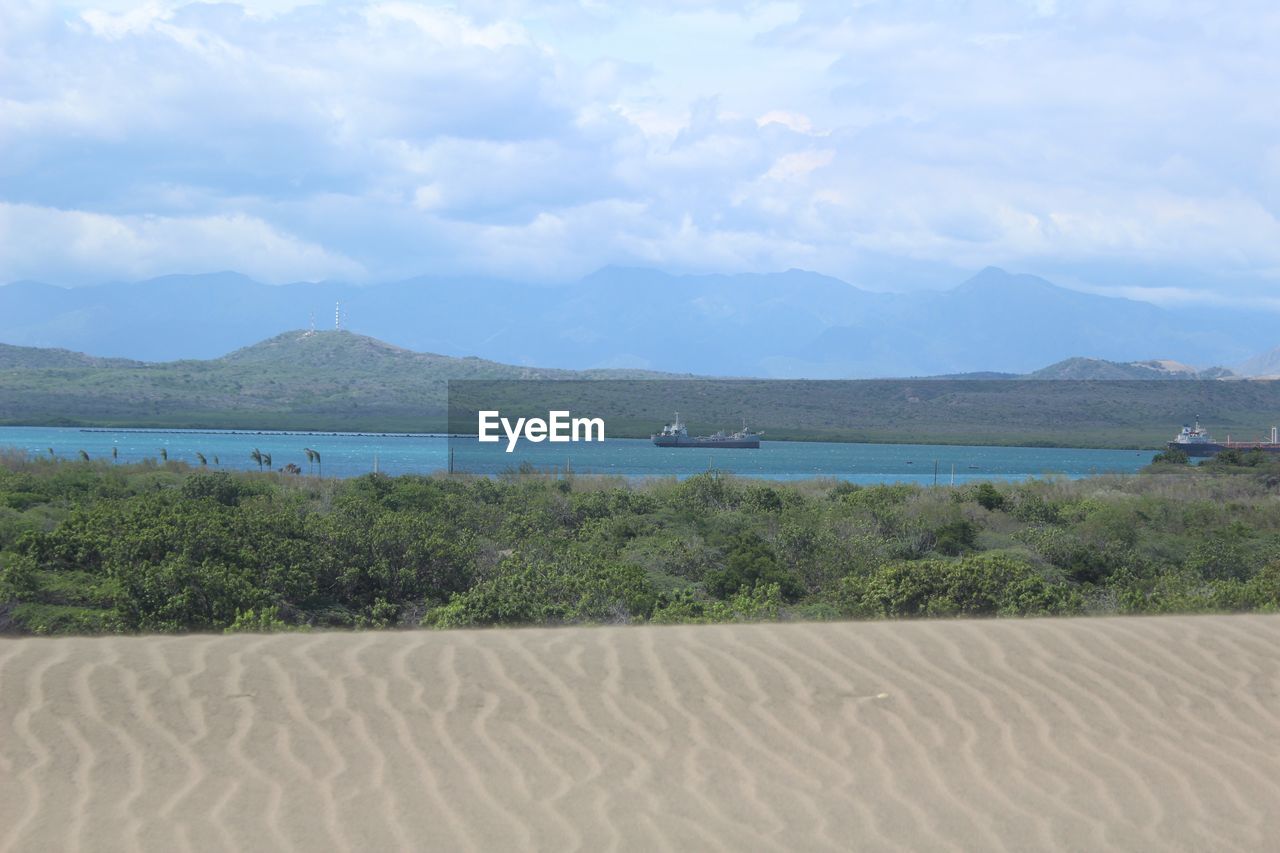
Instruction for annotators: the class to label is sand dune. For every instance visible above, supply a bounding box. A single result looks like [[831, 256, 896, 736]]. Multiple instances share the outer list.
[[3, 615, 1280, 851]]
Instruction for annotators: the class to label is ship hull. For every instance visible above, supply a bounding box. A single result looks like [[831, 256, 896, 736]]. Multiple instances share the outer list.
[[653, 436, 760, 449], [1168, 441, 1280, 457]]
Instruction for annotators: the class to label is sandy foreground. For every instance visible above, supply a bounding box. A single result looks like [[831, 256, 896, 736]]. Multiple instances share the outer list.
[[2, 616, 1279, 852]]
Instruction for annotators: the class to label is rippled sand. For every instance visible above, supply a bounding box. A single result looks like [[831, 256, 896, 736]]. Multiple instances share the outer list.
[[3, 615, 1279, 851]]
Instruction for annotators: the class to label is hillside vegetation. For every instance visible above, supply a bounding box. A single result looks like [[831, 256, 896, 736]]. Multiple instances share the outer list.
[[451, 377, 1280, 448], [2, 451, 1279, 634], [3, 331, 1279, 446], [0, 330, 680, 432], [0, 343, 142, 370]]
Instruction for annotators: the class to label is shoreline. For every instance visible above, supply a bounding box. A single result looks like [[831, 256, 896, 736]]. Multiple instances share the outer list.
[[0, 422, 1168, 452]]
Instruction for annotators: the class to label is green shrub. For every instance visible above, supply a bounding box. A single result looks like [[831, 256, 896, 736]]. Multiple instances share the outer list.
[[1010, 492, 1060, 524], [1244, 562, 1280, 611], [225, 605, 297, 633], [181, 471, 262, 506], [834, 553, 1080, 619], [650, 583, 785, 624], [8, 603, 124, 635], [972, 482, 1007, 511], [423, 554, 657, 628], [704, 531, 803, 601], [933, 519, 978, 556], [0, 552, 39, 600]]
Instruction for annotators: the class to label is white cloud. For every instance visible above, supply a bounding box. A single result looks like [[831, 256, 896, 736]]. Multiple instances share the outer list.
[[363, 2, 530, 50], [412, 184, 444, 211], [1, 0, 1279, 305], [78, 1, 170, 38], [0, 202, 364, 283], [761, 149, 833, 182], [756, 110, 822, 135]]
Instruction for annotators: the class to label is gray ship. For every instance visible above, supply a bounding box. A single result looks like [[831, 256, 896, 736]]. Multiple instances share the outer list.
[[652, 413, 762, 449], [1168, 419, 1280, 457]]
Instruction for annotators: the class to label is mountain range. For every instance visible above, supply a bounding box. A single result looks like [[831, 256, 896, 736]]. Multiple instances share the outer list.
[[2, 266, 1277, 378], [1238, 346, 1280, 379]]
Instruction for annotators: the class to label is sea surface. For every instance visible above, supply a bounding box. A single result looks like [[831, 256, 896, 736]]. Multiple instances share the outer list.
[[0, 426, 1158, 483]]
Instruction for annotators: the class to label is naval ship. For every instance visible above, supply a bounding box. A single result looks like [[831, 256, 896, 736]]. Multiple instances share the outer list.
[[652, 413, 762, 449], [1168, 419, 1280, 457]]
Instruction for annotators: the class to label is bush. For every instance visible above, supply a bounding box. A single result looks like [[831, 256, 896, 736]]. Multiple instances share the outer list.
[[1010, 492, 1060, 524], [650, 583, 785, 624], [225, 605, 296, 633], [835, 553, 1080, 619], [423, 553, 657, 628], [0, 552, 39, 601], [830, 481, 860, 500], [669, 471, 742, 511], [1185, 524, 1269, 583], [933, 519, 978, 556], [972, 482, 1007, 511], [1244, 561, 1280, 611], [7, 603, 125, 635], [1206, 449, 1276, 468], [704, 531, 803, 601], [180, 472, 261, 506]]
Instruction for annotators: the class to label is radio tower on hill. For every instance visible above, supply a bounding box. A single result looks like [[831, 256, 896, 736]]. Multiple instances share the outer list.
[[335, 301, 342, 332]]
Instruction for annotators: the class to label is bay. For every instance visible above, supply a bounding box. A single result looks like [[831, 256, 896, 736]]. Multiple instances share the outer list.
[[0, 426, 1157, 483]]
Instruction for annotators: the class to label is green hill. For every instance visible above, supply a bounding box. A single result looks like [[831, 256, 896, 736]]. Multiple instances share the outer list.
[[0, 342, 143, 370], [0, 331, 682, 432]]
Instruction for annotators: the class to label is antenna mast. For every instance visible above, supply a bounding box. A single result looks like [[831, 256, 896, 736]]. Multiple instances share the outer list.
[[335, 301, 342, 332]]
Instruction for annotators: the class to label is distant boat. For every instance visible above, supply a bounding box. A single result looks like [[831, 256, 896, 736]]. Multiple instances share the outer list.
[[1168, 419, 1280, 457], [652, 413, 762, 449]]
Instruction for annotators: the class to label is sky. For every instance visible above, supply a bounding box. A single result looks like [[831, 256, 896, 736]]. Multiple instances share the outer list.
[[2, 0, 1280, 306]]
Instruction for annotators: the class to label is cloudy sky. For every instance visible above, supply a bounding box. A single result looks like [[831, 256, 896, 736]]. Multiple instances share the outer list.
[[3, 0, 1279, 305]]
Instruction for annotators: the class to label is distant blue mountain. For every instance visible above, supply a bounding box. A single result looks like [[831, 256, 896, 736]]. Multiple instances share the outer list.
[[1, 266, 1275, 377]]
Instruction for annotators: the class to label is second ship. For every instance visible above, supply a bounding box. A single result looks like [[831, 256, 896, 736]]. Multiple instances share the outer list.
[[652, 413, 762, 449]]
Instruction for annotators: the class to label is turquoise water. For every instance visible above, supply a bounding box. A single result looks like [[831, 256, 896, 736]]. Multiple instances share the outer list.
[[0, 426, 1157, 483]]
